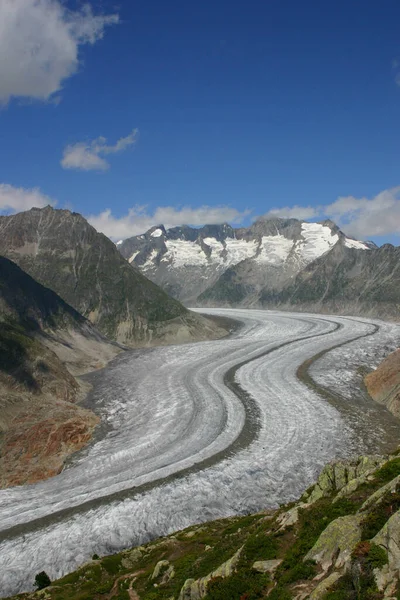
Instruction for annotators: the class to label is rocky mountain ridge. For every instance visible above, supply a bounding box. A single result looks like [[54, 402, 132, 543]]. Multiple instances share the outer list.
[[0, 207, 227, 346], [7, 450, 400, 600], [258, 241, 400, 320], [117, 218, 375, 309]]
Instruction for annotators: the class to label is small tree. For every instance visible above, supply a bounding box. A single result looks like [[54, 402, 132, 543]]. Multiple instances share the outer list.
[[34, 571, 51, 590]]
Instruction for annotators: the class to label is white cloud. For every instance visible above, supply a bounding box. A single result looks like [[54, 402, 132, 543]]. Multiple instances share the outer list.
[[265, 205, 319, 221], [0, 0, 119, 104], [0, 184, 55, 213], [265, 187, 400, 239], [61, 130, 138, 171], [87, 205, 251, 240], [325, 187, 400, 238]]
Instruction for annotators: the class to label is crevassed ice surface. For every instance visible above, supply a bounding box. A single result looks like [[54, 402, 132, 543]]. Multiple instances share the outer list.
[[1, 309, 400, 597]]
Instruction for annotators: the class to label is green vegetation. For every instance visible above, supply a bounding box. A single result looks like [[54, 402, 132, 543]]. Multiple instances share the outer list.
[[361, 486, 400, 540], [34, 572, 51, 590], [204, 571, 269, 600], [6, 454, 400, 600]]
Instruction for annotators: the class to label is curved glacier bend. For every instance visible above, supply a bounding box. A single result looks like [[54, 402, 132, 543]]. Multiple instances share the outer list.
[[1, 309, 400, 597]]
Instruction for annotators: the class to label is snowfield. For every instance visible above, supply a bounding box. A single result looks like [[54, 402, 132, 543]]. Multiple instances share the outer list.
[[1, 309, 400, 596]]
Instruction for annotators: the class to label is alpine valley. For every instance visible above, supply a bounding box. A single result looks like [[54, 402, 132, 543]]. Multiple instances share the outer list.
[[2, 208, 400, 600], [0, 207, 228, 489]]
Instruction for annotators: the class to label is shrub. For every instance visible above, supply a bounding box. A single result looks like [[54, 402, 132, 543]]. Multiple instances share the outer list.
[[362, 488, 400, 540], [241, 532, 278, 563], [34, 571, 51, 590], [204, 570, 269, 600]]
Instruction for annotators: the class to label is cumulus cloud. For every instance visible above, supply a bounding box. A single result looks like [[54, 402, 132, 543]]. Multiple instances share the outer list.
[[265, 205, 319, 221], [87, 205, 251, 240], [265, 187, 400, 239], [0, 0, 119, 104], [0, 184, 55, 213], [61, 130, 138, 171], [325, 187, 400, 238]]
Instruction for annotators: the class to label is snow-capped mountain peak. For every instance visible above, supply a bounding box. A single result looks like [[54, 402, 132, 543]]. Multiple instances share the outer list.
[[118, 218, 369, 304]]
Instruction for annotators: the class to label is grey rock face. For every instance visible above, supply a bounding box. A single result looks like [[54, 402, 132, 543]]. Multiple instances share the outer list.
[[118, 217, 378, 314], [261, 241, 400, 319], [0, 207, 225, 345]]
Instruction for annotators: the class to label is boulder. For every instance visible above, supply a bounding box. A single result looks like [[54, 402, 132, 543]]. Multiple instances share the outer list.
[[252, 559, 282, 574], [360, 475, 400, 513], [372, 509, 400, 596], [304, 456, 385, 504], [305, 515, 362, 572], [152, 560, 170, 580], [308, 571, 343, 599], [177, 547, 242, 600]]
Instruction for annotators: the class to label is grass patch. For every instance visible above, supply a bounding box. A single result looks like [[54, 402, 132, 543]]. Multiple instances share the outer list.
[[101, 554, 123, 575], [241, 531, 278, 563], [373, 458, 400, 485], [277, 497, 357, 583], [203, 570, 269, 600], [361, 487, 400, 540], [222, 514, 264, 536]]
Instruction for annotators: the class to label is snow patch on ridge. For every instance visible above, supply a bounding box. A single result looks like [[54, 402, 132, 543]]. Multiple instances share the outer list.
[[299, 223, 339, 262], [345, 238, 370, 250], [224, 238, 258, 264], [255, 235, 294, 265], [128, 251, 140, 263], [163, 240, 209, 267], [151, 228, 163, 238]]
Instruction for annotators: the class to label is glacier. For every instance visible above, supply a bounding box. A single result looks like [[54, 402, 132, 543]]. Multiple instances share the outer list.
[[0, 309, 400, 597]]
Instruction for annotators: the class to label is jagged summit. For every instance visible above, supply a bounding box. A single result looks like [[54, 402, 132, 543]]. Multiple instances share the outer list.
[[117, 217, 370, 305], [0, 207, 227, 345]]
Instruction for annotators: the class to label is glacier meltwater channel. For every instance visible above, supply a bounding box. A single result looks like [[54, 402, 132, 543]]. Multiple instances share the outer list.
[[1, 309, 400, 596]]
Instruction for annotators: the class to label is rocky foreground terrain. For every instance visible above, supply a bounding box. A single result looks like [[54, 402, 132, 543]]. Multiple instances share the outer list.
[[7, 450, 400, 600]]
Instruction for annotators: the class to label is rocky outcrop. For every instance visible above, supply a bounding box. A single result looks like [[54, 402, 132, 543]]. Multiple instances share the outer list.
[[0, 208, 228, 346], [305, 514, 362, 572], [252, 559, 282, 573], [372, 511, 400, 597], [178, 547, 242, 600], [307, 571, 343, 599], [303, 455, 386, 504], [365, 349, 400, 418]]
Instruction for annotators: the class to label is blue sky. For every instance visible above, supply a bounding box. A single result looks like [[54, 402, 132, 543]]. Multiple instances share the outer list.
[[1, 0, 400, 244]]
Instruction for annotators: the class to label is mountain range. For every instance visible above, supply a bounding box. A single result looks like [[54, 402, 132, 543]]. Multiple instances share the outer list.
[[117, 218, 400, 319]]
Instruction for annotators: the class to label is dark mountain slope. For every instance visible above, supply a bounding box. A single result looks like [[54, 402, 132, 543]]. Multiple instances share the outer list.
[[0, 207, 226, 345], [117, 217, 371, 306], [260, 241, 400, 319], [0, 256, 119, 488]]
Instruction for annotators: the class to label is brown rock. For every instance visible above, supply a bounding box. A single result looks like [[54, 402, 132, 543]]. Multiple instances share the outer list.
[[0, 400, 99, 488], [365, 349, 400, 418]]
